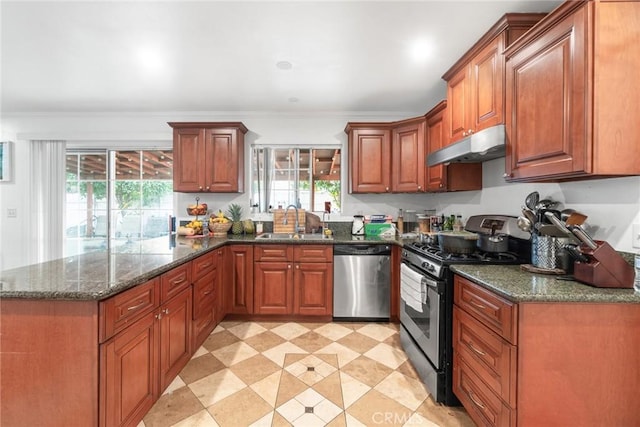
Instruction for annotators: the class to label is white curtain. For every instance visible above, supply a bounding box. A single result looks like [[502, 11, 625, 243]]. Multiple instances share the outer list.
[[30, 140, 66, 264]]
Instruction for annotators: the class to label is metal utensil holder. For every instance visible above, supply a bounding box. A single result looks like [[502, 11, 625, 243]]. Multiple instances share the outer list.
[[531, 234, 570, 269], [573, 241, 635, 288]]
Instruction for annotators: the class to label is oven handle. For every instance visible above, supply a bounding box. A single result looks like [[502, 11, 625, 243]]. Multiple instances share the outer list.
[[401, 262, 441, 291]]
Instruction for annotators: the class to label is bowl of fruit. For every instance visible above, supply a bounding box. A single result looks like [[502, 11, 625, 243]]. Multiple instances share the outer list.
[[186, 203, 208, 216], [209, 210, 232, 236]]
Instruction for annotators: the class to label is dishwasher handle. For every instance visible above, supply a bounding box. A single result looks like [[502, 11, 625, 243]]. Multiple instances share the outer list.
[[333, 244, 391, 256]]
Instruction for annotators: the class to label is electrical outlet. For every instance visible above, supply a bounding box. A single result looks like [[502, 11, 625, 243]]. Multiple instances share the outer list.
[[7, 208, 17, 218], [633, 224, 640, 249]]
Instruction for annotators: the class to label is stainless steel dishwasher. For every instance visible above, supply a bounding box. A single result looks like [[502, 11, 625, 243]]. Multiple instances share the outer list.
[[333, 244, 391, 320]]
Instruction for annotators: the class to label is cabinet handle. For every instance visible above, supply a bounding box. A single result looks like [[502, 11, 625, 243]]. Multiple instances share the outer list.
[[417, 185, 422, 190], [296, 265, 300, 269], [468, 129, 473, 135], [199, 186, 203, 190], [203, 290, 212, 295], [468, 341, 486, 356], [127, 300, 146, 311], [200, 263, 211, 269], [163, 308, 169, 315], [206, 186, 210, 190], [467, 390, 486, 409], [439, 183, 444, 188], [172, 277, 186, 285], [503, 172, 513, 178], [155, 313, 162, 320], [385, 187, 389, 192], [288, 264, 292, 269], [468, 298, 487, 310]]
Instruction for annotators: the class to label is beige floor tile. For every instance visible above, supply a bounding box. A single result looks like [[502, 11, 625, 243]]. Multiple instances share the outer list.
[[137, 421, 145, 427], [243, 330, 286, 352], [414, 396, 476, 427], [226, 322, 268, 339], [250, 370, 282, 407], [276, 397, 306, 423], [297, 370, 325, 386], [326, 412, 348, 427], [143, 386, 203, 427], [229, 353, 281, 385], [402, 413, 439, 427], [344, 413, 367, 427], [162, 375, 187, 396], [211, 324, 225, 334], [336, 332, 380, 354], [207, 387, 272, 426], [313, 398, 343, 423], [395, 360, 420, 380], [191, 346, 208, 359], [179, 353, 226, 385], [255, 321, 286, 330], [374, 371, 429, 411], [170, 409, 220, 427], [275, 371, 311, 407], [341, 355, 394, 388], [298, 321, 330, 330], [271, 411, 293, 427], [211, 341, 259, 367], [202, 330, 240, 352], [292, 412, 326, 427], [312, 371, 344, 409], [356, 323, 396, 342], [294, 388, 325, 407], [262, 342, 308, 366], [339, 372, 371, 409], [283, 353, 311, 367], [188, 369, 247, 407], [314, 353, 340, 369], [382, 333, 403, 350], [345, 389, 413, 427], [363, 342, 407, 370], [290, 331, 333, 353], [315, 342, 361, 368], [270, 322, 311, 340], [218, 320, 243, 329], [249, 411, 274, 427], [314, 323, 353, 341]]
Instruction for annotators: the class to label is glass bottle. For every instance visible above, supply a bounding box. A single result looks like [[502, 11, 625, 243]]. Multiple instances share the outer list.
[[397, 209, 404, 234], [453, 215, 464, 232]]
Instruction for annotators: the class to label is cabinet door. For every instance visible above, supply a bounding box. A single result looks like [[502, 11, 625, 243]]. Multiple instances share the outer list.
[[446, 66, 471, 144], [100, 311, 158, 427], [391, 119, 426, 192], [204, 128, 242, 192], [225, 245, 254, 314], [214, 248, 226, 324], [471, 35, 504, 133], [159, 287, 192, 391], [254, 262, 294, 315], [294, 262, 333, 316], [173, 128, 205, 192], [505, 7, 587, 181], [426, 102, 447, 192], [348, 128, 391, 193], [161, 262, 191, 304]]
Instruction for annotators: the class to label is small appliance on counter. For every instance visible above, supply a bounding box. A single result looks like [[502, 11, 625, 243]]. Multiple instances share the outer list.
[[351, 215, 365, 235]]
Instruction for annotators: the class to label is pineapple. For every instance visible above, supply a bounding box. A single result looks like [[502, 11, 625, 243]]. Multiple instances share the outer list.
[[227, 203, 244, 234]]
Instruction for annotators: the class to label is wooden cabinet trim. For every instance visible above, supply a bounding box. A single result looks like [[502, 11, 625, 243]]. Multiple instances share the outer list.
[[254, 245, 293, 262], [293, 245, 333, 263], [192, 251, 217, 280], [161, 262, 192, 303]]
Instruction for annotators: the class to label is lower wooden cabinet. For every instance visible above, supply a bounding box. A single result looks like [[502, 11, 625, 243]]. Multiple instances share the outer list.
[[158, 287, 192, 391], [254, 245, 333, 316], [225, 245, 254, 314]]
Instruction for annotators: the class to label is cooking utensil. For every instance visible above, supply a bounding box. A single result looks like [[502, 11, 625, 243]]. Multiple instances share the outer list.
[[521, 206, 536, 224], [536, 224, 569, 237], [516, 216, 532, 233], [437, 231, 479, 255], [534, 199, 558, 211], [563, 244, 589, 263], [544, 211, 579, 242], [560, 208, 576, 221], [568, 225, 598, 250], [525, 191, 539, 211], [477, 224, 509, 252], [565, 211, 588, 226]]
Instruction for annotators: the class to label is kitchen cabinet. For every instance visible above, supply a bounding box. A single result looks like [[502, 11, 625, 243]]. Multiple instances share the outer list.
[[254, 245, 333, 316], [453, 274, 640, 427], [169, 122, 248, 193], [191, 249, 222, 350], [426, 100, 482, 192], [225, 244, 254, 314], [504, 1, 640, 181], [443, 14, 545, 145], [345, 124, 392, 193], [391, 117, 426, 192]]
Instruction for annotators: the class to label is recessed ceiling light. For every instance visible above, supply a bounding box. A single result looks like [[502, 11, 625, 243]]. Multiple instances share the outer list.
[[276, 61, 293, 70], [409, 38, 434, 63], [288, 97, 299, 103]]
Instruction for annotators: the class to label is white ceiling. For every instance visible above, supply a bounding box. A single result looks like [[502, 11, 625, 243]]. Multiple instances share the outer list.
[[1, 0, 561, 114]]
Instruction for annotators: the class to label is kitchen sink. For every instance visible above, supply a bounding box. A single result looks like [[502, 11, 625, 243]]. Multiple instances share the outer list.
[[255, 232, 333, 241]]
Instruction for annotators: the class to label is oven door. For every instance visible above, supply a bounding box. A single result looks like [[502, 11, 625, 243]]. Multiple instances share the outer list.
[[400, 262, 443, 369]]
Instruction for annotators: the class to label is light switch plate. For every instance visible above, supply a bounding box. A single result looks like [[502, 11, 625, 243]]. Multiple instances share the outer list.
[[7, 208, 17, 218], [633, 224, 640, 249]]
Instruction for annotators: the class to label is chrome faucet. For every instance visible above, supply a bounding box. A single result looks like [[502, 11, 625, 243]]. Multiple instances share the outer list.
[[283, 204, 301, 233]]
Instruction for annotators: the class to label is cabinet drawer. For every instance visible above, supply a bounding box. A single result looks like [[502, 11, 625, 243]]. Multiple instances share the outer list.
[[193, 269, 216, 319], [192, 251, 217, 280], [453, 306, 516, 406], [294, 245, 333, 263], [99, 278, 160, 342], [161, 263, 192, 303], [254, 245, 293, 262], [453, 352, 514, 427], [454, 275, 517, 344]]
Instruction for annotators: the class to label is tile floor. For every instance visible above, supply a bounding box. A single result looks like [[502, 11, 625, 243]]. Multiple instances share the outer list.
[[139, 321, 474, 427]]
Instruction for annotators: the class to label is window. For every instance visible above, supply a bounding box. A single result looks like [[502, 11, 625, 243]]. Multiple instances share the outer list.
[[65, 149, 173, 256], [251, 147, 341, 213]]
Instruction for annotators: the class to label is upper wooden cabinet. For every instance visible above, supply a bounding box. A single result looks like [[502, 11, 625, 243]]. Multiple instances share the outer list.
[[345, 124, 392, 193], [169, 122, 248, 193], [426, 101, 482, 192], [504, 0, 640, 182], [346, 118, 427, 194], [442, 13, 546, 145]]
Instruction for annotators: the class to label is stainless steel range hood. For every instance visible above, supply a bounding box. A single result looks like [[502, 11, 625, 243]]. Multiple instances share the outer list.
[[427, 124, 506, 166]]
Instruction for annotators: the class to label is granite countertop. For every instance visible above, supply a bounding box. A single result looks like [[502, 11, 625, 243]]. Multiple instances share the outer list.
[[452, 264, 640, 304], [0, 232, 403, 301]]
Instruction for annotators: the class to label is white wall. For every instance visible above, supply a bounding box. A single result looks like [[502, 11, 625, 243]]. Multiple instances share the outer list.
[[2, 112, 639, 270]]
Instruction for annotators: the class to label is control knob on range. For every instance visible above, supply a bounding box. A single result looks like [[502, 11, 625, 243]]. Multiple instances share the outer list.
[[421, 262, 435, 273]]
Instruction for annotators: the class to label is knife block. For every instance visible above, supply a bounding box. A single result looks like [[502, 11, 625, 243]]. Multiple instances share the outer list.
[[573, 241, 635, 288]]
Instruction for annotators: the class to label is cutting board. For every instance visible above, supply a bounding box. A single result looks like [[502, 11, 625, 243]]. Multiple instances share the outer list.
[[273, 209, 305, 234]]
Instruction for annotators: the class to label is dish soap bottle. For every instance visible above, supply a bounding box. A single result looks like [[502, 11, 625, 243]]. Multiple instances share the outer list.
[[397, 209, 404, 234]]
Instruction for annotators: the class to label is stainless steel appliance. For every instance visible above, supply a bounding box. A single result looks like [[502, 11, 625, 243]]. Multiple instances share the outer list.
[[333, 244, 391, 319], [400, 215, 530, 405]]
